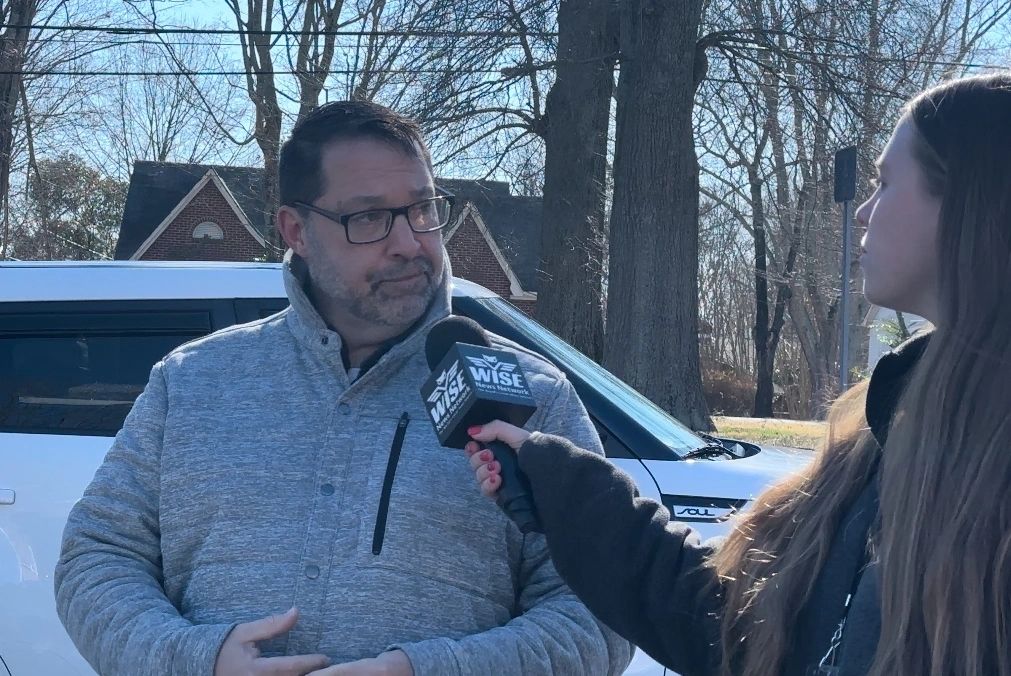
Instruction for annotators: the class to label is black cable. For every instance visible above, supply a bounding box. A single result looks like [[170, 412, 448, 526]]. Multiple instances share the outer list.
[[24, 33, 1006, 72], [8, 68, 510, 75], [0, 23, 557, 38]]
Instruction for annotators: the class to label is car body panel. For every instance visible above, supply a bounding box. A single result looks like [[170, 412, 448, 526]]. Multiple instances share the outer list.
[[0, 262, 811, 676]]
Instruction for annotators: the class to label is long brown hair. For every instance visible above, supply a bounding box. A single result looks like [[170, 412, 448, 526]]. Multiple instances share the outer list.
[[711, 72, 1011, 676]]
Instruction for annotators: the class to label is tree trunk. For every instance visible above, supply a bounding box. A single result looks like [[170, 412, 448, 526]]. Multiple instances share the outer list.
[[751, 45, 802, 418], [535, 0, 616, 362], [241, 4, 285, 261], [254, 103, 283, 260], [751, 169, 775, 417], [259, 130, 282, 260], [0, 0, 38, 259], [295, 0, 347, 120], [605, 0, 712, 430]]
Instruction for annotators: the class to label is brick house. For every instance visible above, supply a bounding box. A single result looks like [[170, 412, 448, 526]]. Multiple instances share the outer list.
[[115, 161, 540, 312], [438, 178, 538, 315]]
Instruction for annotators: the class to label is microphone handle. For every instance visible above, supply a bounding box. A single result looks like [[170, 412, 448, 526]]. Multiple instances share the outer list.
[[487, 439, 542, 534]]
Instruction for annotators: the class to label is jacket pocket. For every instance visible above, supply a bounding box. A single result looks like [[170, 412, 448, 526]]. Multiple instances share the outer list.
[[352, 412, 509, 601], [371, 412, 410, 555]]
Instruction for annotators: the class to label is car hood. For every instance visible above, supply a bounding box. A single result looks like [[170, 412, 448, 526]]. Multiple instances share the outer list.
[[643, 445, 814, 502]]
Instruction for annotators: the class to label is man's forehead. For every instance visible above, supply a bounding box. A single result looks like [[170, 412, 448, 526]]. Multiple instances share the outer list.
[[319, 139, 434, 206], [320, 136, 428, 171]]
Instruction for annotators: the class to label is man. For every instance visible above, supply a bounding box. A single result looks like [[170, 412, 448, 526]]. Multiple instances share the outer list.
[[55, 101, 632, 676]]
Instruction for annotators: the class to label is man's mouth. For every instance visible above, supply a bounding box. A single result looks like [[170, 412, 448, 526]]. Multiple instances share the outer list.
[[374, 267, 432, 291], [381, 271, 425, 284]]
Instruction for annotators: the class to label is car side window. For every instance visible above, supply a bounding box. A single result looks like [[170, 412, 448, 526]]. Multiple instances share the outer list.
[[233, 298, 289, 322], [0, 304, 213, 436], [258, 302, 289, 319]]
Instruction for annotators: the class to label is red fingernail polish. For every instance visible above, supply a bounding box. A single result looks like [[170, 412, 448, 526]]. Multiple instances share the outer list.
[[468, 426, 481, 435], [481, 451, 491, 460]]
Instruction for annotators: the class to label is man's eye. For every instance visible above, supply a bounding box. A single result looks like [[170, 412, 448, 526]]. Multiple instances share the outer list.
[[357, 211, 387, 224]]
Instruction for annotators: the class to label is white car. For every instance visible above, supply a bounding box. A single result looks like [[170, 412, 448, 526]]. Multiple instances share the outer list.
[[0, 261, 810, 676]]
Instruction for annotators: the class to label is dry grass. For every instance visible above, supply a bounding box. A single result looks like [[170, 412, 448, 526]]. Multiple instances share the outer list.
[[714, 416, 827, 450]]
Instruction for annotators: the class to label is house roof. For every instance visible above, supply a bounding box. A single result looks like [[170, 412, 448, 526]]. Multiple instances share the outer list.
[[127, 169, 268, 260], [115, 161, 271, 260], [115, 163, 543, 291], [438, 179, 542, 291]]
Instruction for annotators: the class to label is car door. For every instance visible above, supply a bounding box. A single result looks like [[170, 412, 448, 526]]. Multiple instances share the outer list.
[[0, 299, 233, 676]]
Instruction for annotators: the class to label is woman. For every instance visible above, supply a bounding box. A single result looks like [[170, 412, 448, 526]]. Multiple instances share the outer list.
[[466, 73, 1011, 676]]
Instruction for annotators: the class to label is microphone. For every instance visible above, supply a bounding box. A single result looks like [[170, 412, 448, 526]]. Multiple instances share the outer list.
[[421, 316, 542, 533]]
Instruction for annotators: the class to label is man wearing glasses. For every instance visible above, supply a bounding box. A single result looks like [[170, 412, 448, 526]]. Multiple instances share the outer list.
[[55, 101, 632, 676]]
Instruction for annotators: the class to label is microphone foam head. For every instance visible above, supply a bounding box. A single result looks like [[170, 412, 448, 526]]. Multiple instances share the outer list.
[[425, 316, 490, 369]]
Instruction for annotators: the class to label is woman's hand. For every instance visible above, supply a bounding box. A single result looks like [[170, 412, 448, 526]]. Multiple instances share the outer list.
[[464, 421, 532, 498]]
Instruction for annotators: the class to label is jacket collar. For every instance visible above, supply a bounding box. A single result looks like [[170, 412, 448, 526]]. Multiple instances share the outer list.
[[866, 331, 931, 447], [282, 249, 452, 384]]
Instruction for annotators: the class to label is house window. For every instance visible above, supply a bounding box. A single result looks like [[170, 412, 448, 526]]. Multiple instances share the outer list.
[[192, 221, 224, 240]]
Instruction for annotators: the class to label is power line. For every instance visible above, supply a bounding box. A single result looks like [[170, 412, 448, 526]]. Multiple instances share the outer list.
[[723, 42, 1008, 72], [0, 69, 979, 98], [33, 35, 522, 48], [1, 23, 557, 39], [0, 71, 934, 99], [9, 68, 509, 76], [16, 29, 1007, 72]]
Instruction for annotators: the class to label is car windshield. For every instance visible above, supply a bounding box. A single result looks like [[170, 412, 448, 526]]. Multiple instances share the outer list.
[[476, 297, 706, 455]]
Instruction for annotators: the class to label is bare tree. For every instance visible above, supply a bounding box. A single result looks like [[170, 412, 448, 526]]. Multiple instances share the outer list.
[[535, 0, 616, 361], [133, 0, 513, 258], [407, 0, 558, 180], [605, 0, 712, 430], [0, 0, 39, 259], [222, 0, 299, 257], [74, 38, 253, 180], [697, 199, 757, 413], [695, 0, 1011, 416], [2, 0, 128, 259]]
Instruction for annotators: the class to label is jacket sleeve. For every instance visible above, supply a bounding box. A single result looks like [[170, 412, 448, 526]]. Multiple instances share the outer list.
[[391, 378, 634, 675], [54, 362, 236, 676], [515, 416, 725, 674]]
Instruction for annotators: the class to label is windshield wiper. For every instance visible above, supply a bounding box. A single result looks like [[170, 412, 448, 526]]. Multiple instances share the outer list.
[[682, 444, 735, 460]]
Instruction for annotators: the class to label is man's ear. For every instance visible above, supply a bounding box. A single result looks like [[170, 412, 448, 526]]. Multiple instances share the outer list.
[[277, 205, 309, 255]]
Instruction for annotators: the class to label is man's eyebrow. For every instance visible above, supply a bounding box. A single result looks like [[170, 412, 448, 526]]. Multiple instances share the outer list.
[[343, 189, 435, 210]]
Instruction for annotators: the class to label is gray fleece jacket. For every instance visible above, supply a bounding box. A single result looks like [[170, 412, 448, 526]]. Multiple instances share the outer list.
[[54, 254, 632, 676]]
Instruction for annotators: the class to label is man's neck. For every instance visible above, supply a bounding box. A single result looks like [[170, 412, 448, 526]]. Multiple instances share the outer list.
[[307, 288, 418, 368], [345, 341, 386, 369]]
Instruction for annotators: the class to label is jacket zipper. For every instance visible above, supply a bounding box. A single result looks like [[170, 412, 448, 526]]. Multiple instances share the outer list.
[[372, 412, 410, 555]]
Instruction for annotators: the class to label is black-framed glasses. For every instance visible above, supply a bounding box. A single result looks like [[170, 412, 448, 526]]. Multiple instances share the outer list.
[[293, 193, 456, 244]]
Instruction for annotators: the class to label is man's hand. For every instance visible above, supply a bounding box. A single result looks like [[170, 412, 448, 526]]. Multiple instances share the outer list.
[[214, 607, 331, 676], [306, 649, 413, 676]]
